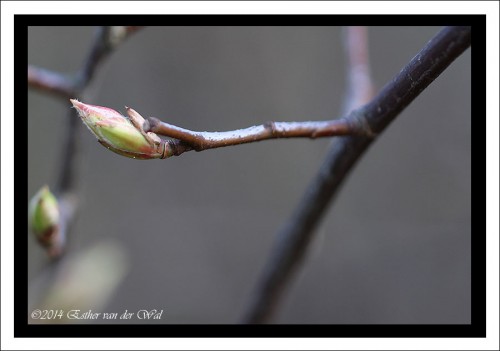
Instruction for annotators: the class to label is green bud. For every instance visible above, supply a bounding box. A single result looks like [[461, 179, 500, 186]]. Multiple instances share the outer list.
[[29, 186, 60, 246], [71, 99, 170, 159]]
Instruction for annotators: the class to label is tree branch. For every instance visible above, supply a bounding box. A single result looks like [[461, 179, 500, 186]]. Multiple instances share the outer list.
[[242, 26, 471, 323]]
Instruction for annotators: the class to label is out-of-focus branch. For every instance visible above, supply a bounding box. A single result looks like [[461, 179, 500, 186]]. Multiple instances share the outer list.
[[242, 26, 471, 323], [28, 26, 143, 97], [341, 26, 374, 115], [76, 26, 143, 89], [28, 27, 144, 259], [27, 66, 76, 99]]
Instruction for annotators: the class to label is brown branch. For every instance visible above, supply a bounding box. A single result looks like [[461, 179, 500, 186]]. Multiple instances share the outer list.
[[241, 26, 471, 324], [145, 117, 365, 154]]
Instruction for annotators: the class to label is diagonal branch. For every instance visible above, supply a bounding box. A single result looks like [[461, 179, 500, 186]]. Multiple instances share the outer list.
[[242, 26, 471, 323]]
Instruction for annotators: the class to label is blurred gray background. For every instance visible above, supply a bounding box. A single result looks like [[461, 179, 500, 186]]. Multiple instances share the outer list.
[[28, 26, 471, 324]]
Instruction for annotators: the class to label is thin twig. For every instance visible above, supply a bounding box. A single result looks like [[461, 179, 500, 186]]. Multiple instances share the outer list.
[[242, 26, 471, 323], [145, 117, 363, 153]]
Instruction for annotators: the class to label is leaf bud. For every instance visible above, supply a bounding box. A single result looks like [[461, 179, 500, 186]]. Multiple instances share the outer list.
[[71, 99, 170, 159]]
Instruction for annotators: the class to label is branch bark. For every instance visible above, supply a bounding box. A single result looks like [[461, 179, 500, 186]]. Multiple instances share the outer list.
[[145, 117, 363, 153], [242, 26, 471, 324]]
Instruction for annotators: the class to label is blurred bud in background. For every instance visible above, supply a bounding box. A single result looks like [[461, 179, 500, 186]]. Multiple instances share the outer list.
[[28, 185, 63, 258]]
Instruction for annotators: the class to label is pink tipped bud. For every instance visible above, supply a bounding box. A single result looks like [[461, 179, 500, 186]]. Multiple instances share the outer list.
[[71, 99, 170, 159]]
